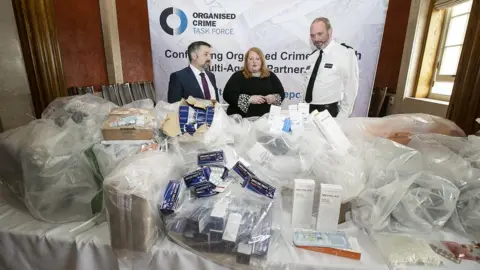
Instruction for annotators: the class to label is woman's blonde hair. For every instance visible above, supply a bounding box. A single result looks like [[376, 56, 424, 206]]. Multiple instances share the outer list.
[[242, 47, 270, 79]]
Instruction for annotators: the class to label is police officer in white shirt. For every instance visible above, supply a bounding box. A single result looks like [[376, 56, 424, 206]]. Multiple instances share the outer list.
[[301, 17, 359, 118]]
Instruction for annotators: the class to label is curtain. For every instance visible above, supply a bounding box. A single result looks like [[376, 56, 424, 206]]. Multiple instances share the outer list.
[[435, 0, 470, 9], [446, 0, 480, 135]]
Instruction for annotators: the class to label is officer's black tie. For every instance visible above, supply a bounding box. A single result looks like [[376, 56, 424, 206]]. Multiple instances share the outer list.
[[305, 50, 324, 103]]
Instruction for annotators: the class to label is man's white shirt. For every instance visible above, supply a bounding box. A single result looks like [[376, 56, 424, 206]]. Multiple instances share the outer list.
[[301, 40, 359, 118], [189, 64, 216, 99]]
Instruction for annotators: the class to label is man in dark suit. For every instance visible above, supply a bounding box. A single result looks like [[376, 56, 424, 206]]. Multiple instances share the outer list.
[[167, 41, 219, 103]]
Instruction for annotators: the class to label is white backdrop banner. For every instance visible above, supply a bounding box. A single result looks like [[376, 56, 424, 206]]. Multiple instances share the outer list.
[[147, 0, 389, 116]]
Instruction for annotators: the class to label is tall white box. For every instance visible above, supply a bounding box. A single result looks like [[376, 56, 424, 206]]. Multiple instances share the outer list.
[[316, 183, 343, 231], [292, 179, 315, 229], [312, 110, 352, 154]]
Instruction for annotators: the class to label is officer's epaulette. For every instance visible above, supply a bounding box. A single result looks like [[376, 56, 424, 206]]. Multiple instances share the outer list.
[[341, 43, 353, 50]]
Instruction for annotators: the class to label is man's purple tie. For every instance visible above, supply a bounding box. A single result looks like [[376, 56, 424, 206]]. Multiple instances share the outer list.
[[199, 73, 211, 100]]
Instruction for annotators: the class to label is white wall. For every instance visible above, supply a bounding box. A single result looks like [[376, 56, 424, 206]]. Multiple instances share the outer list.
[[0, 0, 35, 131], [393, 0, 449, 117]]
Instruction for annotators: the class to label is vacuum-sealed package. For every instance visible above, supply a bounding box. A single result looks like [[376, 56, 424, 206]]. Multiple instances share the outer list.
[[164, 184, 281, 269], [351, 138, 423, 230], [104, 151, 182, 258], [391, 172, 459, 231]]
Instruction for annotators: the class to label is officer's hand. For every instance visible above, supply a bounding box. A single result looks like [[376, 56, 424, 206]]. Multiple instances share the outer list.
[[250, 95, 266, 104]]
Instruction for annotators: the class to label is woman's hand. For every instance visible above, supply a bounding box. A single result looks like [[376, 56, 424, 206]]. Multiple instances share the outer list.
[[264, 94, 277, 104], [250, 95, 266, 104]]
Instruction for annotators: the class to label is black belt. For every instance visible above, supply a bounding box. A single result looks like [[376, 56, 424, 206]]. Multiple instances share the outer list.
[[309, 102, 340, 117]]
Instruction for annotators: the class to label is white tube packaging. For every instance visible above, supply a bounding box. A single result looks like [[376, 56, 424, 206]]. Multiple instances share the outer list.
[[316, 183, 343, 231], [292, 179, 315, 229], [312, 110, 352, 154]]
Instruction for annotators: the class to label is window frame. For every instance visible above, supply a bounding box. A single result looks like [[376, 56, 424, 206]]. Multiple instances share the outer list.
[[429, 2, 471, 101]]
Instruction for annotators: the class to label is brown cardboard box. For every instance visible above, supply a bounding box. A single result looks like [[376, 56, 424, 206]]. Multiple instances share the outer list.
[[102, 108, 157, 141], [104, 183, 157, 253]]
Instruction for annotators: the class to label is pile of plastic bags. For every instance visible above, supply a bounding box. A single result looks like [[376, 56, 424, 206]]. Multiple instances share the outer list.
[[0, 95, 155, 223], [1, 94, 480, 268]]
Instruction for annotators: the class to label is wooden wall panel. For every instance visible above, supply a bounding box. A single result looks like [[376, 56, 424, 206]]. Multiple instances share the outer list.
[[116, 0, 153, 83], [53, 0, 108, 90], [374, 0, 413, 92]]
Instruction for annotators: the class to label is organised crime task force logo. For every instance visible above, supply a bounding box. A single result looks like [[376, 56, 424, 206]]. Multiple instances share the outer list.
[[160, 7, 235, 36], [160, 7, 188, 35]]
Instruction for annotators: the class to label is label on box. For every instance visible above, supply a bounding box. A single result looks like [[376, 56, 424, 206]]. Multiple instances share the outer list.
[[268, 105, 282, 123], [244, 176, 276, 199], [288, 104, 298, 111], [270, 115, 286, 133], [197, 151, 225, 166], [194, 182, 216, 193], [289, 110, 304, 131], [313, 110, 351, 153], [160, 180, 185, 214], [196, 189, 218, 198], [232, 161, 257, 186], [317, 184, 343, 231], [298, 103, 310, 122], [184, 169, 209, 187]]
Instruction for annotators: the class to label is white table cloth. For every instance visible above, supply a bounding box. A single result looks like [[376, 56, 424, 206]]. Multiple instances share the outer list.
[[0, 185, 478, 270]]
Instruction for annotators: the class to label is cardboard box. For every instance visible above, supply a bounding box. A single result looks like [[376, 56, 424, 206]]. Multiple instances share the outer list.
[[102, 108, 156, 141]]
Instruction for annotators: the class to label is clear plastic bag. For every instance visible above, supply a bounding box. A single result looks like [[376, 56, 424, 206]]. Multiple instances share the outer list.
[[447, 181, 480, 241], [0, 120, 42, 198], [235, 115, 324, 188], [154, 100, 180, 123], [461, 135, 480, 169], [104, 151, 182, 259], [92, 144, 142, 178], [351, 138, 423, 230], [19, 119, 104, 223], [42, 94, 117, 127], [204, 105, 252, 148], [407, 134, 480, 189], [372, 233, 444, 269], [391, 172, 460, 231], [339, 113, 465, 145], [164, 183, 282, 269], [311, 141, 367, 203]]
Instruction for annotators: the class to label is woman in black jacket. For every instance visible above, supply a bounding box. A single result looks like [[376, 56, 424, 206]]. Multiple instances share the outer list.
[[223, 47, 285, 117]]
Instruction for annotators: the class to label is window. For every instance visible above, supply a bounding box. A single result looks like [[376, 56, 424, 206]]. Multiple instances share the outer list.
[[429, 0, 472, 101]]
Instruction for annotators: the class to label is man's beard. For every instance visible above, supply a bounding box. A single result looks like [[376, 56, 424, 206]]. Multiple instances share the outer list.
[[314, 34, 330, 49], [202, 61, 211, 69]]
